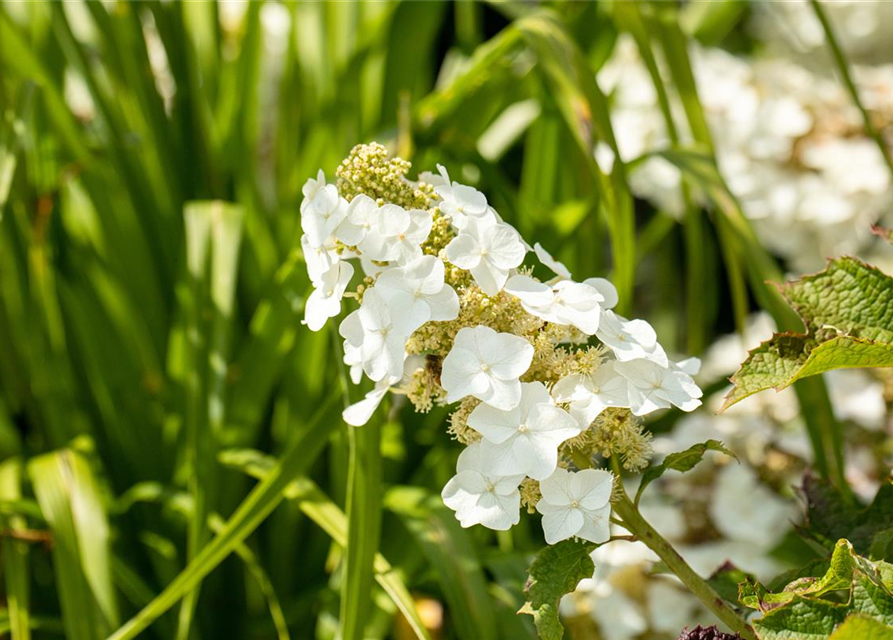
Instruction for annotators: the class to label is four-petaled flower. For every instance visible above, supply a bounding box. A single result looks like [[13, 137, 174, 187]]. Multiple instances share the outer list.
[[301, 181, 347, 248], [445, 217, 526, 296], [375, 255, 459, 334], [441, 326, 534, 410], [552, 361, 631, 427], [468, 382, 580, 480], [339, 288, 408, 383], [596, 310, 667, 366], [337, 195, 433, 265], [536, 467, 613, 544], [434, 165, 490, 229], [505, 275, 606, 335], [441, 442, 524, 530]]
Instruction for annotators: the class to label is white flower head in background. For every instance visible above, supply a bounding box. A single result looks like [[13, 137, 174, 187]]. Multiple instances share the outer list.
[[537, 468, 613, 544], [300, 143, 703, 544]]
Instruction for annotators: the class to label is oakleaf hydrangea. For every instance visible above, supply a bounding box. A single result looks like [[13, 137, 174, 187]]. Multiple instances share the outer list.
[[300, 142, 703, 545]]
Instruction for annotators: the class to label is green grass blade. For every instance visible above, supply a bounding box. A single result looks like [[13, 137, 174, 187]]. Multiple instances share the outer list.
[[809, 0, 893, 182], [218, 448, 432, 640], [516, 11, 636, 313], [208, 514, 290, 640], [0, 458, 30, 640], [28, 449, 118, 640], [105, 408, 338, 640], [340, 418, 383, 640]]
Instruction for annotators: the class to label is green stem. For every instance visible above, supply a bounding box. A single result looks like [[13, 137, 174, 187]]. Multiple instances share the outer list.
[[810, 0, 893, 182], [612, 487, 756, 640]]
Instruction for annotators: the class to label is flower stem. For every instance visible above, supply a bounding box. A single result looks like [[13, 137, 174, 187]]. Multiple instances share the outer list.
[[612, 486, 756, 640], [810, 0, 893, 183]]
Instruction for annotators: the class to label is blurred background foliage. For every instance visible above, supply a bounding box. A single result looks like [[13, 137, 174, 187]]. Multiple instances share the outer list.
[[0, 1, 889, 639]]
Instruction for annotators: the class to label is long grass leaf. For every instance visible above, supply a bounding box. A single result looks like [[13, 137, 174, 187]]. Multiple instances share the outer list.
[[105, 406, 338, 640], [29, 449, 118, 640], [218, 449, 432, 640]]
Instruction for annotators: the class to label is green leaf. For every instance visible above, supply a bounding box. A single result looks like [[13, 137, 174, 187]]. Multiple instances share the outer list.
[[341, 418, 383, 640], [106, 413, 338, 640], [0, 458, 30, 640], [636, 440, 735, 504], [753, 598, 848, 640], [724, 257, 893, 409], [28, 448, 119, 640], [218, 448, 432, 640], [740, 540, 893, 639], [519, 538, 595, 640], [828, 615, 893, 640]]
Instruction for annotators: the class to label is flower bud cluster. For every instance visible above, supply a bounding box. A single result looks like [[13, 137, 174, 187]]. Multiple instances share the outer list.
[[300, 143, 703, 545]]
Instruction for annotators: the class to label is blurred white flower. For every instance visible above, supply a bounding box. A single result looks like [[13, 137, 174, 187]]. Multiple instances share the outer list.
[[536, 468, 613, 544], [710, 463, 798, 549], [440, 326, 534, 410], [441, 442, 524, 530], [468, 382, 580, 480]]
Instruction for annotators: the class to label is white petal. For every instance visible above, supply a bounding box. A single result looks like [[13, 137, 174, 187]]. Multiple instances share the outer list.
[[527, 404, 580, 442], [479, 376, 522, 411], [576, 504, 612, 544], [467, 402, 521, 444], [552, 373, 594, 404], [675, 357, 701, 376], [478, 333, 534, 380], [425, 285, 460, 321], [441, 347, 489, 403], [470, 260, 507, 296], [445, 234, 482, 270], [375, 204, 411, 237], [342, 387, 389, 426], [534, 242, 572, 279], [339, 310, 364, 347], [504, 275, 554, 308], [583, 277, 619, 309], [539, 467, 573, 506], [540, 507, 584, 544], [570, 469, 614, 510], [485, 223, 526, 269]]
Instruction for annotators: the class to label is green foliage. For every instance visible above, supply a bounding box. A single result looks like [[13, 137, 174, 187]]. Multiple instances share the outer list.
[[725, 257, 893, 409], [635, 439, 735, 504], [739, 540, 893, 640], [0, 1, 879, 639], [519, 539, 596, 640]]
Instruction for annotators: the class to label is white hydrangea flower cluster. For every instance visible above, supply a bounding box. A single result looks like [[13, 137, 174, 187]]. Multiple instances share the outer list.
[[300, 144, 702, 544], [600, 36, 893, 272]]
